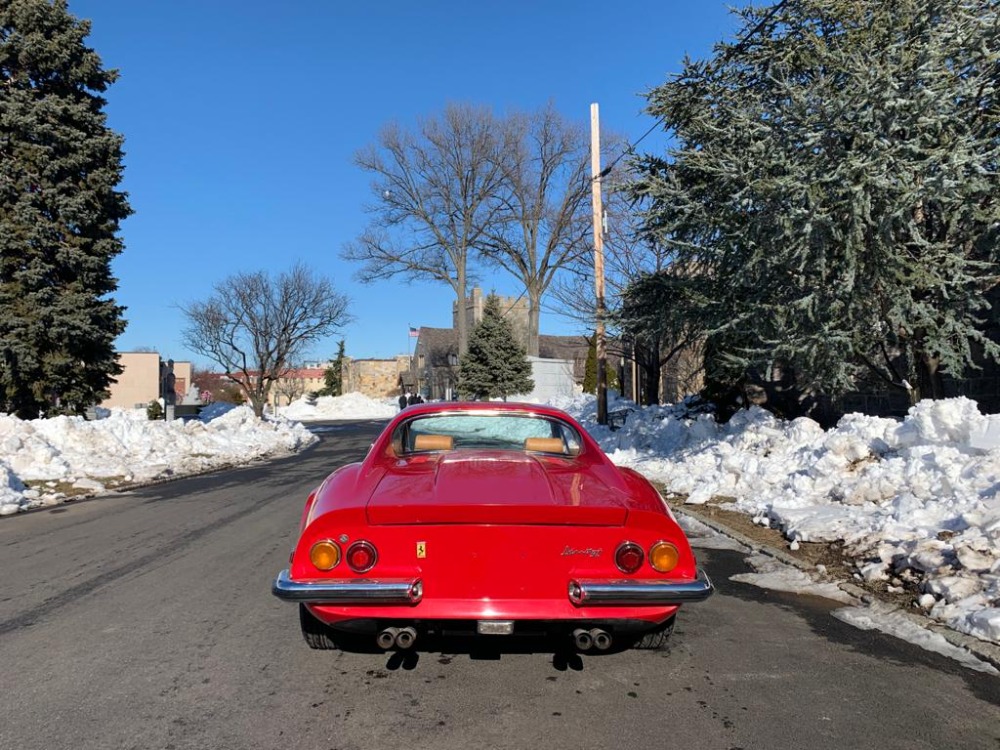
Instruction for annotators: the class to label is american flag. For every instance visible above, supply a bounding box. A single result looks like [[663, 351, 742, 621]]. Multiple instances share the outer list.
[[408, 326, 419, 338]]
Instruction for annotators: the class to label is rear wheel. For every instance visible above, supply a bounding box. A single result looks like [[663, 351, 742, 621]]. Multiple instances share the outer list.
[[632, 616, 675, 650], [298, 604, 342, 650]]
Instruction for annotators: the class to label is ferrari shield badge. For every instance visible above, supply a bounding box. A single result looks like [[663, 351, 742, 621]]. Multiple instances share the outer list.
[[416, 541, 427, 559]]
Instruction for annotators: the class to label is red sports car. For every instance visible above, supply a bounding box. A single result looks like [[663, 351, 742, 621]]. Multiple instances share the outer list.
[[272, 401, 712, 652]]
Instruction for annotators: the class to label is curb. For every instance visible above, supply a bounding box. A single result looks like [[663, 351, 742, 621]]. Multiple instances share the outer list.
[[672, 504, 1000, 673]]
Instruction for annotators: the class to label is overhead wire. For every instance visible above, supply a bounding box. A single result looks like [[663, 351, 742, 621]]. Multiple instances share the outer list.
[[597, 0, 789, 179]]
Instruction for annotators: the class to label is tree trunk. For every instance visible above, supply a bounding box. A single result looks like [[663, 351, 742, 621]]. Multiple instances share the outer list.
[[641, 351, 661, 406], [914, 349, 945, 404], [455, 268, 468, 356], [526, 287, 541, 357], [250, 396, 266, 418]]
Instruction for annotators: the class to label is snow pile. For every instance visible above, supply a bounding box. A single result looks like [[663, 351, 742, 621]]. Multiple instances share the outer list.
[[280, 392, 396, 421], [0, 406, 316, 516], [561, 395, 1000, 645]]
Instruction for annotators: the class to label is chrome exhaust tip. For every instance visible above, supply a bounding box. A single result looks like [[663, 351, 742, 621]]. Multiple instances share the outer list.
[[590, 628, 612, 651], [376, 627, 399, 650], [572, 628, 593, 651], [395, 626, 417, 649]]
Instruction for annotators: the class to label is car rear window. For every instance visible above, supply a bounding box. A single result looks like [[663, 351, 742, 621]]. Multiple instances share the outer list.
[[397, 413, 582, 455]]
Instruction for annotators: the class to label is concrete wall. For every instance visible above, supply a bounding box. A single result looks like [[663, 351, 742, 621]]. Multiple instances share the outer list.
[[520, 357, 577, 401]]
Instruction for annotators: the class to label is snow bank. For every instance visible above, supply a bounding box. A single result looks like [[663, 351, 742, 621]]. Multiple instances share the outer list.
[[561, 394, 1000, 645], [0, 406, 316, 516], [280, 392, 396, 421]]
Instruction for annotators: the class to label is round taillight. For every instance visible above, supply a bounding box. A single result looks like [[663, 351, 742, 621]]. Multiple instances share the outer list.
[[615, 541, 644, 574], [309, 540, 341, 571], [346, 540, 378, 573], [649, 542, 679, 573]]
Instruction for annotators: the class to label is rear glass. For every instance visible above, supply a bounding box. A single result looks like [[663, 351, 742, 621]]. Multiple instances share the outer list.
[[397, 413, 582, 454]]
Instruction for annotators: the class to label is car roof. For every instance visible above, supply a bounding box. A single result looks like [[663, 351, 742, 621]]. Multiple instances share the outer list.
[[398, 401, 571, 419]]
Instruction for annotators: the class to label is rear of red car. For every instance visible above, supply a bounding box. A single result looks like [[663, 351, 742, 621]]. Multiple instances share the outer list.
[[273, 404, 712, 652]]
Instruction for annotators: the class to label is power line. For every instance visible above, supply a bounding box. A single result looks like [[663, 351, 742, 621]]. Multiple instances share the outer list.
[[599, 0, 789, 178]]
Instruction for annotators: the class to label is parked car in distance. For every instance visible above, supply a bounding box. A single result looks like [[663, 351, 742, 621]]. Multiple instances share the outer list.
[[272, 401, 713, 653]]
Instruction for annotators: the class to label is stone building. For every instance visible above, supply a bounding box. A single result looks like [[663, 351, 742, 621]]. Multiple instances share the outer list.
[[453, 288, 530, 348], [341, 356, 412, 399]]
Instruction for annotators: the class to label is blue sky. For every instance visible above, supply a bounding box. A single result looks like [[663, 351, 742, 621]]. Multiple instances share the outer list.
[[69, 0, 748, 367]]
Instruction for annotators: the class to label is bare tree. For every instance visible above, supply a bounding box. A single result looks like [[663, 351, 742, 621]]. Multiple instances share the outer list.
[[480, 105, 594, 356], [273, 362, 306, 409], [181, 265, 350, 418], [551, 173, 698, 404], [343, 104, 507, 354], [551, 176, 670, 322]]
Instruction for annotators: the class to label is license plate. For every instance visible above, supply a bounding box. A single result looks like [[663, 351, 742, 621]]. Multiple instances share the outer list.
[[477, 620, 515, 635]]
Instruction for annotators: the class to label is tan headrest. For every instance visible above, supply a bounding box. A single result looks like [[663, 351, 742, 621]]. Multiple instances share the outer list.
[[413, 434, 454, 451], [524, 437, 566, 454]]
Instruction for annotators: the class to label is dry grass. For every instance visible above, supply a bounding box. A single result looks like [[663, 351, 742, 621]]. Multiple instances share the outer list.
[[25, 475, 130, 500], [659, 486, 923, 608]]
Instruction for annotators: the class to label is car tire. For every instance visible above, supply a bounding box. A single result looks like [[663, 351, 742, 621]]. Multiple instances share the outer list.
[[632, 616, 675, 650], [298, 604, 342, 650]]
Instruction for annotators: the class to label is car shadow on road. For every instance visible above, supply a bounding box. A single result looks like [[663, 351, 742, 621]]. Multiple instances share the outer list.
[[381, 643, 589, 673], [701, 547, 1000, 706], [359, 632, 630, 672]]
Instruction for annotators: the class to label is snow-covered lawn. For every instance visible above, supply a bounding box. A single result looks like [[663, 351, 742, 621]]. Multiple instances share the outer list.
[[1, 389, 997, 665]]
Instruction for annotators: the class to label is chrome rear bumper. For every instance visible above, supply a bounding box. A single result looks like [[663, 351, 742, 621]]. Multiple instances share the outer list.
[[568, 569, 714, 606], [272, 569, 423, 604]]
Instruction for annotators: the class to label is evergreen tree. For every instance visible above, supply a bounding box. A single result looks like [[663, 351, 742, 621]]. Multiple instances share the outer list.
[[458, 293, 533, 400], [583, 332, 621, 396], [631, 0, 1000, 404], [583, 334, 597, 394], [0, 0, 130, 418], [321, 339, 345, 397]]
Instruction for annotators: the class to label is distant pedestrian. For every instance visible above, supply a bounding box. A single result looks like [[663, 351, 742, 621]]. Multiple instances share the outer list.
[[407, 392, 418, 406], [398, 392, 408, 411]]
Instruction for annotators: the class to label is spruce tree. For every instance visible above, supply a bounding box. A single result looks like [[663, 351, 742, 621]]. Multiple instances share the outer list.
[[321, 339, 345, 396], [631, 0, 1000, 403], [583, 333, 597, 394], [0, 0, 130, 418], [458, 293, 533, 400]]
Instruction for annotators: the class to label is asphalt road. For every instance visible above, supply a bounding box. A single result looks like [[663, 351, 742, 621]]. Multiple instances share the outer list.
[[1, 419, 998, 750]]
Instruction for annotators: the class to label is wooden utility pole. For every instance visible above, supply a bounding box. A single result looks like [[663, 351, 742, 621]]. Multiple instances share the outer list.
[[590, 103, 608, 425]]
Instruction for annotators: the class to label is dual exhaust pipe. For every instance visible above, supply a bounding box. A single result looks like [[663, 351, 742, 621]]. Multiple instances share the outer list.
[[572, 627, 612, 652], [378, 625, 609, 652], [376, 626, 417, 650]]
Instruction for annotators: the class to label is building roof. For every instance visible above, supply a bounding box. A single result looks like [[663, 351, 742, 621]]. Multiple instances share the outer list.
[[415, 327, 460, 367], [281, 368, 326, 379]]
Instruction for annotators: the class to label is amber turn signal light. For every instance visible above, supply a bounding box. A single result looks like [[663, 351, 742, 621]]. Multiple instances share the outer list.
[[649, 542, 679, 573], [309, 540, 341, 571]]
